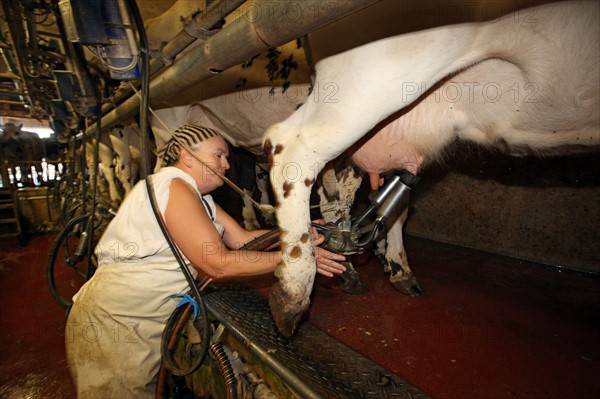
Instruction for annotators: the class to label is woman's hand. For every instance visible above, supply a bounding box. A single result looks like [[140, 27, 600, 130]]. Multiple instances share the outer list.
[[311, 223, 347, 277]]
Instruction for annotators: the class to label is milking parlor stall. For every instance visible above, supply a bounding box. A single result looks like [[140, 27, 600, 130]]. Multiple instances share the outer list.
[[0, 0, 599, 398]]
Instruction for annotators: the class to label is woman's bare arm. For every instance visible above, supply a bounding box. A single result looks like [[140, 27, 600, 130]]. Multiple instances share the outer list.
[[164, 179, 281, 279], [215, 204, 273, 249]]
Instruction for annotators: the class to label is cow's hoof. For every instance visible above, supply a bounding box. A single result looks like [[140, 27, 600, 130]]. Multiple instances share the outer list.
[[391, 279, 425, 297], [338, 261, 369, 295], [268, 283, 306, 338], [339, 274, 369, 296]]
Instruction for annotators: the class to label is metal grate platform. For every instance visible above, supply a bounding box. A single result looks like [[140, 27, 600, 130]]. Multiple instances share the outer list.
[[204, 285, 431, 399]]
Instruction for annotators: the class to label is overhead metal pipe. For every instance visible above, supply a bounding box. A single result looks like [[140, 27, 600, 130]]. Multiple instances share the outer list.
[[0, 99, 26, 105], [0, 72, 21, 80], [146, 0, 246, 78], [0, 88, 22, 95], [88, 0, 381, 134], [101, 0, 246, 114]]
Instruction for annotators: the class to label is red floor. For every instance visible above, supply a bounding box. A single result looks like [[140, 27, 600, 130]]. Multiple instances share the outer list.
[[0, 235, 75, 398], [1, 234, 599, 398]]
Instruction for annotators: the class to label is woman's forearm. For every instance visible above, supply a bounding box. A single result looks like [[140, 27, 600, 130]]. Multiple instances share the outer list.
[[196, 247, 282, 279]]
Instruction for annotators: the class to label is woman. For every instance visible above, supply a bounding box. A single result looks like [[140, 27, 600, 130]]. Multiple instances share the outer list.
[[65, 124, 346, 398]]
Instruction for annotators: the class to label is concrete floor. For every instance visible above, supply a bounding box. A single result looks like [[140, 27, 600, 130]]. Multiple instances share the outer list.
[[1, 233, 599, 398]]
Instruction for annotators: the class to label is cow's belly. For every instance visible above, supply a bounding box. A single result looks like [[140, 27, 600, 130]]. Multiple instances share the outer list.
[[350, 58, 599, 178]]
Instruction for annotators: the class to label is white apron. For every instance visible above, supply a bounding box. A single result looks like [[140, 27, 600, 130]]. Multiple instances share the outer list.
[[65, 167, 223, 398]]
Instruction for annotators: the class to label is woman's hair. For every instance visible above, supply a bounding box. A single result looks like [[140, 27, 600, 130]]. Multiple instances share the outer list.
[[158, 124, 223, 166]]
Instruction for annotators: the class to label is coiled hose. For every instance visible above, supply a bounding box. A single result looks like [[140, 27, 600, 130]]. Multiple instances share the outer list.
[[156, 229, 280, 398], [210, 341, 237, 399]]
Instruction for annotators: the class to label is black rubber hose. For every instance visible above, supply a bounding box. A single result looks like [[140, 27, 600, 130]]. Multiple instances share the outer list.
[[125, 0, 211, 376], [156, 229, 281, 394], [82, 65, 104, 281], [210, 342, 237, 399], [158, 305, 238, 398], [146, 176, 211, 376], [240, 228, 280, 251], [160, 298, 197, 376], [125, 0, 150, 178]]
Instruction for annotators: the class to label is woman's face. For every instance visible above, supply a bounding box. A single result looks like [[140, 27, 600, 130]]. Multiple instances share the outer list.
[[189, 136, 230, 192]]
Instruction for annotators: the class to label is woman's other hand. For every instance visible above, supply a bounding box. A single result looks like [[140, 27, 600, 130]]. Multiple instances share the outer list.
[[311, 223, 346, 277]]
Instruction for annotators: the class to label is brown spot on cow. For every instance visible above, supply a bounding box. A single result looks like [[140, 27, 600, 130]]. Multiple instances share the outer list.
[[283, 181, 294, 198], [263, 139, 273, 155], [289, 245, 302, 259], [274, 144, 284, 155], [304, 178, 315, 187], [264, 139, 274, 168], [300, 233, 309, 243], [336, 167, 349, 181]]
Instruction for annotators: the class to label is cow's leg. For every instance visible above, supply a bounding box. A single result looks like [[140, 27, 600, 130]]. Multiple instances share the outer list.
[[108, 127, 133, 196], [100, 163, 121, 208], [85, 141, 109, 202], [337, 261, 369, 295], [97, 140, 121, 208], [317, 163, 368, 295], [231, 149, 262, 231], [241, 188, 261, 231], [378, 207, 424, 296], [128, 144, 140, 188], [256, 162, 275, 227], [264, 133, 331, 336], [116, 162, 133, 195]]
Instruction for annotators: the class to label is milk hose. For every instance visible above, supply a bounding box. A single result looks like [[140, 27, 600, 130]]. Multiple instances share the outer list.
[[126, 0, 213, 376]]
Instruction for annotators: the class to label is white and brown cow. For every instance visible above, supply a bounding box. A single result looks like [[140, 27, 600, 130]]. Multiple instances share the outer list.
[[263, 1, 599, 335]]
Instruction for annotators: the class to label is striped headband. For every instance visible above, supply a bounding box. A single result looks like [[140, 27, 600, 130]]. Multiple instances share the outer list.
[[158, 124, 223, 166]]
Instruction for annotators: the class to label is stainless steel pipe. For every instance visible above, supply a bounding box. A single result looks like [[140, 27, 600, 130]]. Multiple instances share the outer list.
[[101, 0, 246, 114]]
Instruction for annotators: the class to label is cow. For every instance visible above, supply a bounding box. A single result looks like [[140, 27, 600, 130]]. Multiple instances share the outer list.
[[262, 1, 600, 336], [143, 0, 425, 295]]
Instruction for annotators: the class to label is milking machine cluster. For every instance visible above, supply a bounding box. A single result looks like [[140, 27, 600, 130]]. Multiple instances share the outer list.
[[312, 169, 420, 255]]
